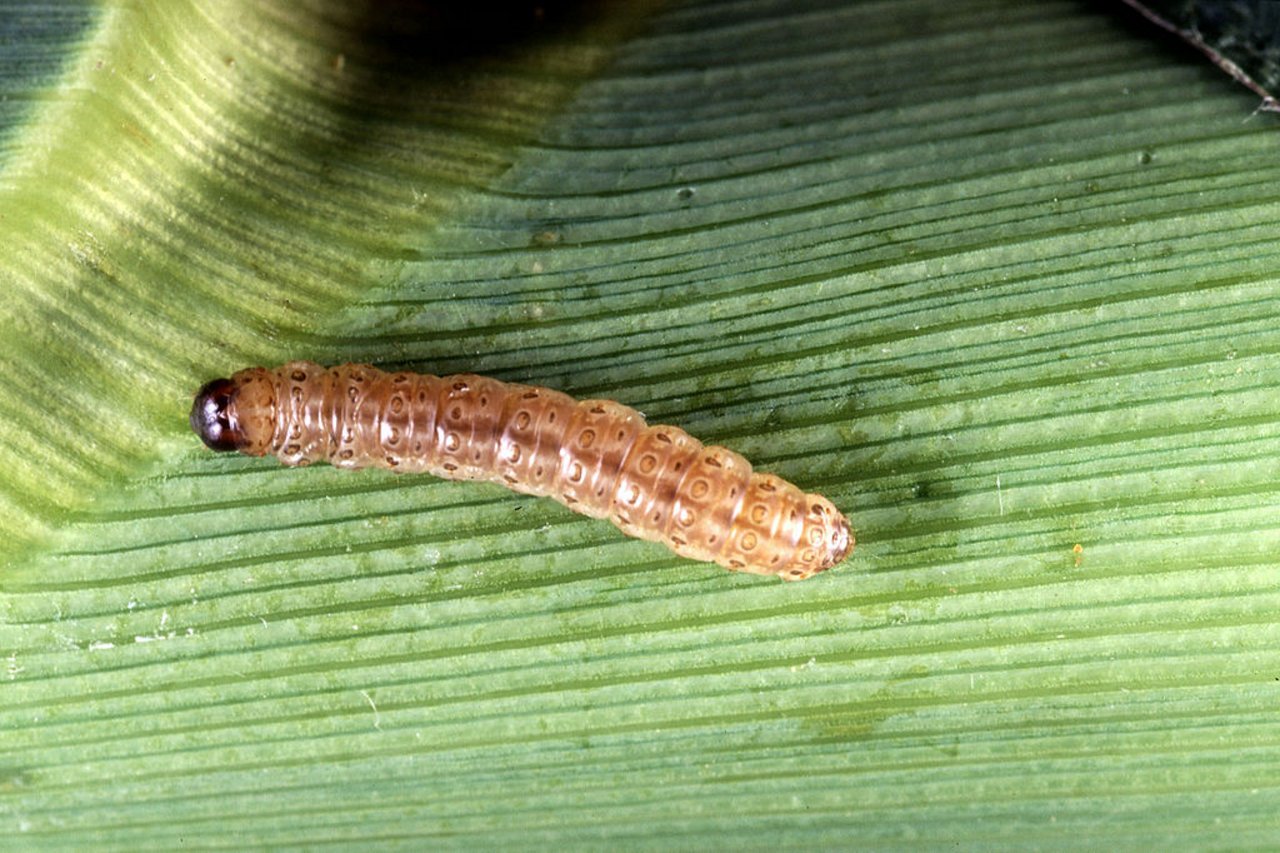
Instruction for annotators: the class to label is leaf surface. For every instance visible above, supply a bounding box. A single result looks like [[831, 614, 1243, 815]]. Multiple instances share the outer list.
[[4, 0, 1280, 847]]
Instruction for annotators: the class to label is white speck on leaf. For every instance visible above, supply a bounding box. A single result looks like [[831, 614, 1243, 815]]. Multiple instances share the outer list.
[[360, 690, 383, 731]]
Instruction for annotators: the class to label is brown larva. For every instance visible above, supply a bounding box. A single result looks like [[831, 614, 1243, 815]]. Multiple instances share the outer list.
[[190, 361, 852, 580]]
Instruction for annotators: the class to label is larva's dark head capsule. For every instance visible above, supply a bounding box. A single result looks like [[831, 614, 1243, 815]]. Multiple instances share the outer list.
[[190, 377, 245, 452]]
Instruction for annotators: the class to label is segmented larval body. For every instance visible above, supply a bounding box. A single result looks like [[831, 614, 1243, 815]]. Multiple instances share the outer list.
[[190, 361, 852, 580]]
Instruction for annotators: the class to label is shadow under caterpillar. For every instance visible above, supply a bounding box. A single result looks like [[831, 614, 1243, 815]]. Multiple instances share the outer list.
[[190, 361, 852, 580]]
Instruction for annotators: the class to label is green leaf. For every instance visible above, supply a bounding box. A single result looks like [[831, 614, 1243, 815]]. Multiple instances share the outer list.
[[5, 0, 1280, 847]]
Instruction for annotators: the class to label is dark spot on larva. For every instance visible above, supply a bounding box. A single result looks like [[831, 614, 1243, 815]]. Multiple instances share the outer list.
[[590, 404, 606, 415], [808, 528, 823, 545], [413, 441, 423, 453], [388, 427, 401, 444], [677, 508, 694, 526], [638, 454, 657, 474], [617, 430, 627, 440], [579, 428, 596, 448], [706, 535, 716, 545], [750, 504, 768, 524], [418, 391, 428, 403], [811, 502, 827, 515], [673, 462, 683, 472], [393, 373, 409, 384], [385, 455, 399, 467], [503, 474, 518, 484], [800, 549, 816, 563], [443, 462, 458, 472], [655, 431, 672, 444], [444, 433, 460, 452], [729, 488, 738, 498], [547, 411, 556, 423], [189, 377, 243, 452], [288, 424, 302, 439], [729, 559, 745, 569], [291, 369, 306, 381], [480, 395, 488, 407], [671, 533, 687, 546], [770, 555, 780, 565], [522, 390, 539, 399], [507, 445, 521, 463], [450, 406, 462, 420], [789, 568, 804, 578], [290, 386, 303, 402], [563, 494, 579, 505], [789, 510, 798, 521], [705, 454, 722, 468], [339, 449, 354, 460], [473, 449, 482, 462], [515, 411, 531, 430], [389, 395, 404, 414], [760, 481, 777, 493], [741, 532, 757, 550], [535, 466, 544, 478], [453, 381, 468, 392], [690, 479, 709, 499], [285, 443, 300, 455], [347, 386, 358, 401], [568, 462, 583, 482]]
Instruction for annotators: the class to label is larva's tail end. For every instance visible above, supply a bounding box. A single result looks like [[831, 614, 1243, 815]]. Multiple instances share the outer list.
[[779, 508, 853, 582], [831, 516, 854, 566]]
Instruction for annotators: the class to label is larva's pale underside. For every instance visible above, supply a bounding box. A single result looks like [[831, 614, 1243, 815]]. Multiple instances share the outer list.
[[190, 362, 852, 580]]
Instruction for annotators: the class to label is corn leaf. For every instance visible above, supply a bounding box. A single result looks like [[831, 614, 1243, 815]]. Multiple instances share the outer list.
[[4, 0, 1280, 847]]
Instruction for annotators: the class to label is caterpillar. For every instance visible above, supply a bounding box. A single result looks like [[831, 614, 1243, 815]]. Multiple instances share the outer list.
[[190, 362, 852, 580]]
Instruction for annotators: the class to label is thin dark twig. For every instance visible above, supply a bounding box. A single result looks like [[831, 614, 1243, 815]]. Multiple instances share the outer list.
[[1118, 0, 1280, 112]]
